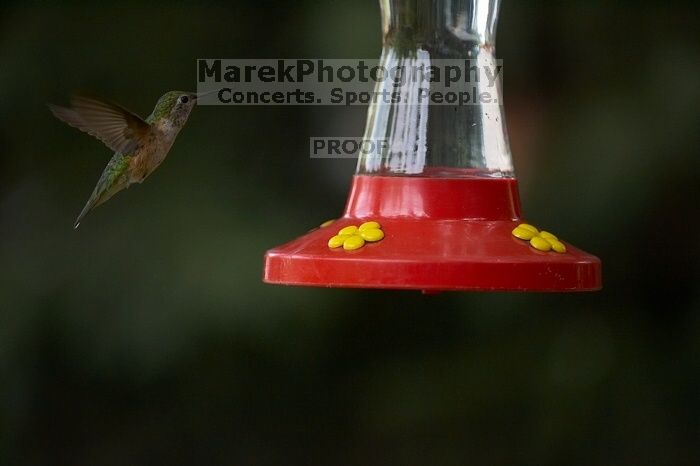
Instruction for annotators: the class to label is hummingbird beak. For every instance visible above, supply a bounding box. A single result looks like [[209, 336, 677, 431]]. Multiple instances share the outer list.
[[194, 89, 219, 100]]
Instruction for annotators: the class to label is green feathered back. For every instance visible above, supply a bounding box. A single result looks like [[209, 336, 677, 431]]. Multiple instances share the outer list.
[[147, 91, 185, 123]]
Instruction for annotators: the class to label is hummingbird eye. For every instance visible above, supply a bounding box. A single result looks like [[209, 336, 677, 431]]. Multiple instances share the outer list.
[[179, 95, 189, 104]]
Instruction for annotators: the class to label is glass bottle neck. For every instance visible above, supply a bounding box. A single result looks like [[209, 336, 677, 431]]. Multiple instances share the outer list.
[[357, 0, 514, 178], [381, 0, 500, 54]]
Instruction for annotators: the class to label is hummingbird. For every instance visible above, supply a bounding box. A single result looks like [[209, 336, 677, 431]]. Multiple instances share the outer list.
[[49, 91, 199, 228]]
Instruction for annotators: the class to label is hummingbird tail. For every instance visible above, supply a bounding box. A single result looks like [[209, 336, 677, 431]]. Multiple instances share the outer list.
[[74, 191, 103, 228], [73, 184, 121, 229], [73, 189, 115, 228], [73, 153, 132, 229], [73, 202, 93, 229]]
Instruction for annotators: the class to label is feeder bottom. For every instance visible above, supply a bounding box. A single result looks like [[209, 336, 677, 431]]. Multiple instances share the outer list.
[[263, 174, 601, 292]]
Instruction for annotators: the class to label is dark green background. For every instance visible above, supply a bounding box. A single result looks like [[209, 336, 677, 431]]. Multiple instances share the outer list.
[[1, 0, 699, 464]]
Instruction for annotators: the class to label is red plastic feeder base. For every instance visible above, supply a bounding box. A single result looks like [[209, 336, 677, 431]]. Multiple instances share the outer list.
[[263, 173, 601, 292]]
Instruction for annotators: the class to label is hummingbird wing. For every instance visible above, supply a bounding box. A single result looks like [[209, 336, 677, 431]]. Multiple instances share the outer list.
[[49, 95, 150, 154], [74, 152, 133, 228]]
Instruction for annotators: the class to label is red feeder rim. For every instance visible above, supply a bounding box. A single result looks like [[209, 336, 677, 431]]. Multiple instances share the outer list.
[[263, 173, 601, 292]]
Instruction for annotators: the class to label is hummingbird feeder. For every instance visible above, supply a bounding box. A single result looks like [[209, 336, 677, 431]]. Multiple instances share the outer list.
[[263, 0, 602, 292]]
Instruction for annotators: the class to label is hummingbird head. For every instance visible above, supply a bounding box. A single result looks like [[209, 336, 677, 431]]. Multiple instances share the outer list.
[[151, 91, 198, 127]]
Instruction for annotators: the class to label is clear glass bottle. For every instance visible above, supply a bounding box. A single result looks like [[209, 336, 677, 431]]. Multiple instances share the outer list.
[[357, 0, 514, 178]]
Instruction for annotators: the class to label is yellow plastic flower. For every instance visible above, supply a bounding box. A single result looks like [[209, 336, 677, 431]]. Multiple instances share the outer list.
[[328, 221, 385, 251], [511, 223, 567, 253]]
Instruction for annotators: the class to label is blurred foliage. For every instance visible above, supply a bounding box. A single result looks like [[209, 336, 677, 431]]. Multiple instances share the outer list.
[[0, 0, 699, 465]]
